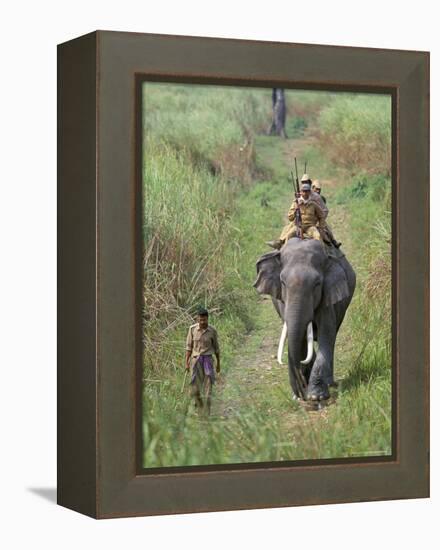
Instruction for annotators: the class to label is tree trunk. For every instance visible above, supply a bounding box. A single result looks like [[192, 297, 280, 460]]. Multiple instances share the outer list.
[[267, 88, 288, 138]]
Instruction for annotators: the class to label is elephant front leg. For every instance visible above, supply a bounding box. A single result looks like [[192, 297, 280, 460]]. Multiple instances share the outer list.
[[307, 353, 331, 401], [307, 319, 336, 401]]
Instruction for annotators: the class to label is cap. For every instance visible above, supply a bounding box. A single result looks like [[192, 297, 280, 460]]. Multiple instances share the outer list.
[[301, 173, 311, 183], [301, 183, 311, 191], [312, 180, 321, 189]]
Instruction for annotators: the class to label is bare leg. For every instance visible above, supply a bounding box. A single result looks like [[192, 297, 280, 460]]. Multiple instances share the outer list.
[[191, 383, 204, 411], [190, 364, 205, 412], [203, 376, 213, 416]]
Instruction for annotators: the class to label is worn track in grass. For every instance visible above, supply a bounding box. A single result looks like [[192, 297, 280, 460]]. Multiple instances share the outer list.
[[211, 131, 351, 443]]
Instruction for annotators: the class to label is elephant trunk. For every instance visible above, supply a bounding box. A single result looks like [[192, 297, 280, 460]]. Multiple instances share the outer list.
[[284, 299, 314, 398]]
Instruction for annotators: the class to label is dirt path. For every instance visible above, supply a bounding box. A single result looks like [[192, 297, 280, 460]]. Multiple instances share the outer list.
[[211, 130, 349, 433], [211, 296, 284, 417], [211, 293, 331, 439]]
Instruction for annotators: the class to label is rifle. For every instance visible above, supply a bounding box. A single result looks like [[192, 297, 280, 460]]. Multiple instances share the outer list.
[[292, 158, 303, 239]]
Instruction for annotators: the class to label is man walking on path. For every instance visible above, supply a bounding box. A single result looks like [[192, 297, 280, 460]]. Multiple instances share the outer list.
[[185, 308, 220, 416]]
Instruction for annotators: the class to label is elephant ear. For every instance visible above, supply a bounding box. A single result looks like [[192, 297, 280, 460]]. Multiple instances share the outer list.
[[323, 258, 350, 306], [253, 250, 281, 300]]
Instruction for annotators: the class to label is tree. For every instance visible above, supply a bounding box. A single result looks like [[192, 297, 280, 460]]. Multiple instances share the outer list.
[[267, 88, 287, 138]]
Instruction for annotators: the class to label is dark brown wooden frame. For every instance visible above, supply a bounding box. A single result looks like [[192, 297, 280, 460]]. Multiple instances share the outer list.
[[58, 30, 429, 519]]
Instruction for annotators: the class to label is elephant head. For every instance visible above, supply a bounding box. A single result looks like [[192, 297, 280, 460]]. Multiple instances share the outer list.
[[254, 238, 355, 401]]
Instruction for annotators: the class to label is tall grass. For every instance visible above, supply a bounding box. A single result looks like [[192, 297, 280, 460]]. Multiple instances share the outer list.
[[284, 90, 336, 125], [310, 94, 392, 455], [315, 94, 392, 176], [142, 85, 393, 467], [141, 83, 275, 332], [142, 83, 271, 183], [142, 84, 271, 417]]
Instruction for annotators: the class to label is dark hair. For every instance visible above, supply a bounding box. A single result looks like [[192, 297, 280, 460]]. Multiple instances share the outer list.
[[196, 307, 209, 317]]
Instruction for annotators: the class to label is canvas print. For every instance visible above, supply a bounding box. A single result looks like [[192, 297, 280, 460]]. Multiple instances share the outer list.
[[140, 82, 392, 468]]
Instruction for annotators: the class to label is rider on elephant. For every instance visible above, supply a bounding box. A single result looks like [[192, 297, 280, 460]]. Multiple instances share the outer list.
[[312, 179, 327, 204], [267, 182, 326, 249], [267, 174, 341, 250], [305, 174, 328, 216], [307, 175, 341, 248]]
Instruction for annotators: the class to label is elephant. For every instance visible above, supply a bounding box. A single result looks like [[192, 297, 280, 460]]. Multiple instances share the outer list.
[[253, 238, 356, 401]]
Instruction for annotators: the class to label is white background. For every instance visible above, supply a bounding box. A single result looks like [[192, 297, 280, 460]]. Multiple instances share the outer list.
[[1, 0, 437, 547]]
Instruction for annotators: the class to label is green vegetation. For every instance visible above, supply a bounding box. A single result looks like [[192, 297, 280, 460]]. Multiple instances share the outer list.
[[313, 169, 392, 457], [291, 94, 392, 457], [142, 84, 392, 467], [142, 83, 270, 184], [141, 84, 271, 377], [284, 90, 335, 123], [285, 114, 307, 138], [316, 94, 391, 176]]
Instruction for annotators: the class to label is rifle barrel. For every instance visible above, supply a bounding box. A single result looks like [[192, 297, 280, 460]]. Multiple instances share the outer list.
[[294, 157, 300, 194]]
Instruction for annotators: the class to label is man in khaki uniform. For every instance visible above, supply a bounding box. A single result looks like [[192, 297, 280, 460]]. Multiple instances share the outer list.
[[310, 177, 341, 247], [312, 179, 327, 205], [267, 182, 325, 249], [185, 307, 220, 415], [301, 174, 341, 248], [304, 175, 328, 218]]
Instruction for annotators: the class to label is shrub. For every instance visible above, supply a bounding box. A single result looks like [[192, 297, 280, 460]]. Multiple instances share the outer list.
[[285, 115, 307, 138], [334, 172, 391, 209]]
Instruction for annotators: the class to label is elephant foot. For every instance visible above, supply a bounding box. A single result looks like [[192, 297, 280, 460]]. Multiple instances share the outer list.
[[307, 380, 330, 402]]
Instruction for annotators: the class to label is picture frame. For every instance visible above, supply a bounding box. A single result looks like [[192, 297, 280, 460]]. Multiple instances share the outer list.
[[57, 30, 429, 518]]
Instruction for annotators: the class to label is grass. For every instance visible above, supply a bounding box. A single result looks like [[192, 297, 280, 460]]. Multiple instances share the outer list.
[[141, 85, 271, 378], [141, 85, 393, 467], [142, 82, 271, 184], [315, 94, 392, 176]]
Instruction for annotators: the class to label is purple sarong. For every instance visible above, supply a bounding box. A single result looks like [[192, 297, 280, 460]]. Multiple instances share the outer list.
[[191, 355, 215, 384]]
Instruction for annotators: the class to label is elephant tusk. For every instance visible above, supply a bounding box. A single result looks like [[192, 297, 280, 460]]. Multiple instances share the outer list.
[[300, 322, 314, 365], [277, 322, 287, 365]]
